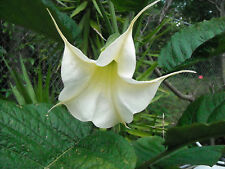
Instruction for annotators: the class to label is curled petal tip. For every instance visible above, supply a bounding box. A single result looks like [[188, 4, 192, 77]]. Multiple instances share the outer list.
[[47, 8, 68, 43], [48, 102, 63, 113], [182, 70, 197, 74], [130, 0, 161, 28], [124, 123, 131, 129]]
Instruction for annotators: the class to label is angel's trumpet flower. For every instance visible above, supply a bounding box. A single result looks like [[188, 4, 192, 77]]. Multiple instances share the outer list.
[[48, 0, 195, 128]]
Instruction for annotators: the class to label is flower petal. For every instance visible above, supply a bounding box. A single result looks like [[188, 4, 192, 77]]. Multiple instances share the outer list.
[[61, 77, 131, 128], [117, 70, 196, 114], [58, 44, 96, 101], [47, 9, 96, 101], [96, 0, 160, 78], [47, 9, 92, 63]]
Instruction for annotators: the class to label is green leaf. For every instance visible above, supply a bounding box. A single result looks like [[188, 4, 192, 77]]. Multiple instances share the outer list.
[[165, 121, 225, 150], [49, 131, 137, 169], [0, 0, 80, 42], [20, 58, 37, 104], [70, 1, 88, 18], [3, 58, 32, 104], [101, 33, 120, 51], [134, 137, 224, 168], [10, 84, 26, 105], [158, 17, 225, 71], [136, 62, 158, 80], [0, 100, 92, 168], [133, 136, 165, 167], [178, 92, 225, 125], [92, 0, 103, 17], [158, 146, 225, 167], [111, 0, 153, 12]]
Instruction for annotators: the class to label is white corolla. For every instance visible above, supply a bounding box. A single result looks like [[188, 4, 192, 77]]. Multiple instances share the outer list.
[[48, 0, 195, 128]]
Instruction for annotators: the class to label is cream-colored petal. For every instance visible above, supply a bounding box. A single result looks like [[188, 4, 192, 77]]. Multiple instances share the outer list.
[[117, 70, 196, 114], [61, 77, 125, 128], [97, 32, 135, 78], [96, 0, 160, 78], [59, 45, 96, 101], [60, 61, 134, 128], [47, 9, 93, 63], [47, 9, 96, 101], [92, 93, 123, 128]]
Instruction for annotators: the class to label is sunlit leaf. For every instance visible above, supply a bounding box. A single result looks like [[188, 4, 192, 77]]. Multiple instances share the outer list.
[[158, 17, 225, 71]]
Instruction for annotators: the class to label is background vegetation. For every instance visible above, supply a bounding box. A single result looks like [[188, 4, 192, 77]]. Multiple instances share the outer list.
[[0, 0, 225, 168]]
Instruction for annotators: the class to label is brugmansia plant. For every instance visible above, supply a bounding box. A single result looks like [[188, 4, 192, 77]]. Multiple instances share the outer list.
[[48, 0, 194, 128], [0, 0, 225, 169]]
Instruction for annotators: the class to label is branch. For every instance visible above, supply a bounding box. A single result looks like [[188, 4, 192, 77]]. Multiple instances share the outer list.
[[159, 0, 173, 23], [220, 0, 225, 16], [154, 67, 195, 102], [208, 0, 222, 12]]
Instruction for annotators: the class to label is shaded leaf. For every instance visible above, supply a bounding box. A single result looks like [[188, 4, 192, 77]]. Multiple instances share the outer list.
[[178, 92, 225, 125], [158, 146, 225, 167], [49, 131, 137, 169], [0, 100, 92, 168], [70, 1, 88, 18], [133, 136, 165, 167], [165, 121, 225, 150], [0, 0, 80, 42], [111, 0, 156, 12]]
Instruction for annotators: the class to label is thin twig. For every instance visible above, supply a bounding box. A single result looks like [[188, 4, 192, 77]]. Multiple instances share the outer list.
[[147, 55, 195, 102], [208, 0, 221, 12], [159, 0, 173, 23], [141, 15, 152, 35]]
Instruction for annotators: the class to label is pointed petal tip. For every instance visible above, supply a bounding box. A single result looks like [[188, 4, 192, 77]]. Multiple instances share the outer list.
[[162, 70, 197, 79], [124, 123, 131, 129], [48, 102, 63, 113], [46, 8, 68, 43], [130, 0, 161, 28], [181, 70, 197, 74]]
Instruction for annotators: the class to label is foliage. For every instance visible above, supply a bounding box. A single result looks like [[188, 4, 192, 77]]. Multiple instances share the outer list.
[[4, 58, 55, 104], [158, 17, 225, 72], [0, 100, 92, 169], [133, 136, 224, 168], [0, 0, 80, 42], [111, 0, 156, 12], [165, 121, 225, 150], [178, 92, 225, 125], [0, 99, 224, 169], [0, 0, 225, 168]]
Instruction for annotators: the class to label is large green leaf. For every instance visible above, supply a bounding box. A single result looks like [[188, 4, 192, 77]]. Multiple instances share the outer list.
[[134, 136, 224, 169], [49, 131, 137, 169], [0, 100, 92, 169], [178, 92, 225, 125], [157, 146, 225, 167], [158, 17, 225, 71], [0, 0, 80, 42], [133, 136, 165, 167], [165, 121, 225, 150], [0, 100, 137, 169]]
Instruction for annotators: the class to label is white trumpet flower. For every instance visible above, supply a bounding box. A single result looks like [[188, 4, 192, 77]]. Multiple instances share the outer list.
[[48, 0, 195, 128]]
